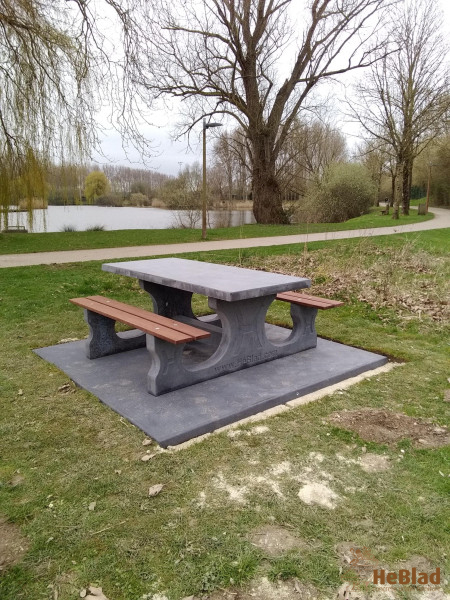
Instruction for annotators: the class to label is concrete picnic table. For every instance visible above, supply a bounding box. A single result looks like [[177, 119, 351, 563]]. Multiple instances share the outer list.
[[102, 258, 313, 394]]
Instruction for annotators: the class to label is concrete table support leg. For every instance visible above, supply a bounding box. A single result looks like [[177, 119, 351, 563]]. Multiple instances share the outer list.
[[146, 335, 186, 395], [289, 304, 318, 351], [140, 280, 195, 319], [84, 310, 146, 359]]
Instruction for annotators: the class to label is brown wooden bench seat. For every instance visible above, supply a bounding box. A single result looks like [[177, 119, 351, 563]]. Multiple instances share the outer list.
[[70, 295, 210, 359], [276, 291, 344, 309], [275, 292, 344, 350]]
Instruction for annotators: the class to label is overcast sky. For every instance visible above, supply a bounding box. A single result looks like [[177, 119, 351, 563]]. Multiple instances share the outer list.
[[92, 0, 450, 177]]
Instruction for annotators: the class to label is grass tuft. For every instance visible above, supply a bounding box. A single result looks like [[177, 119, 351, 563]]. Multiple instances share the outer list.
[[85, 224, 106, 231]]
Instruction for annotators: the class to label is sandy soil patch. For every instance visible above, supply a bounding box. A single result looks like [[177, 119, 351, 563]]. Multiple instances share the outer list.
[[413, 591, 450, 600], [270, 461, 292, 476], [227, 426, 270, 438], [358, 454, 391, 473], [205, 576, 320, 599], [0, 515, 29, 573], [248, 525, 308, 557], [298, 482, 340, 509], [8, 473, 25, 487], [394, 555, 436, 575], [212, 470, 286, 505], [214, 473, 248, 504], [329, 409, 450, 448]]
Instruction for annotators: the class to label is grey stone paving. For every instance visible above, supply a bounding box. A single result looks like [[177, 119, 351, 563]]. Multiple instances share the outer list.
[[34, 328, 387, 447]]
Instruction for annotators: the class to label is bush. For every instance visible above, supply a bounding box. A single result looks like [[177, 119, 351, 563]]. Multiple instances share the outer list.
[[126, 192, 152, 207], [47, 189, 78, 205], [95, 194, 124, 207], [85, 224, 105, 231], [84, 170, 110, 202], [18, 197, 48, 210], [304, 163, 376, 222]]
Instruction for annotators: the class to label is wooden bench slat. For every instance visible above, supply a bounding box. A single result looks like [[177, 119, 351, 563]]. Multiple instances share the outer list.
[[276, 292, 344, 309], [277, 292, 343, 309], [86, 295, 210, 340], [278, 292, 339, 308], [280, 292, 343, 308], [70, 297, 193, 344]]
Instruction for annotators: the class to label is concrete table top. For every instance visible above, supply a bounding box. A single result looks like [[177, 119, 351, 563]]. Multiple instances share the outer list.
[[102, 258, 310, 301]]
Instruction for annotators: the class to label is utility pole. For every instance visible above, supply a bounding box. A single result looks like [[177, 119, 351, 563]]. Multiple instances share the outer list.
[[202, 118, 222, 239], [425, 162, 435, 213]]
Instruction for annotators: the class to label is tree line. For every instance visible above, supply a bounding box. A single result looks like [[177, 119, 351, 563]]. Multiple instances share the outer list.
[[1, 0, 449, 227]]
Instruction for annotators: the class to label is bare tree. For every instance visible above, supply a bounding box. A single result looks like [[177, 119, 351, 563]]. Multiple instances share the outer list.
[[413, 133, 450, 206], [278, 118, 347, 196], [349, 0, 450, 218], [356, 138, 391, 205], [212, 129, 251, 204], [135, 0, 395, 224]]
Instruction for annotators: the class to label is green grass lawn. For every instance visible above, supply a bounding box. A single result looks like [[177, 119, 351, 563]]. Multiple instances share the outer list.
[[0, 206, 434, 255], [0, 229, 449, 600]]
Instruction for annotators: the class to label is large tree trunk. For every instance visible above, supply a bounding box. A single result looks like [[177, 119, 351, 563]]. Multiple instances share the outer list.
[[391, 171, 396, 206], [252, 172, 288, 223], [392, 161, 403, 219], [402, 157, 413, 215], [251, 136, 289, 224], [374, 164, 382, 206]]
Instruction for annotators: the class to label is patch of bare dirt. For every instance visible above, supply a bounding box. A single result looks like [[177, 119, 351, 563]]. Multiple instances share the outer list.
[[248, 525, 308, 557], [329, 409, 450, 448], [8, 473, 25, 487], [0, 515, 29, 574], [298, 482, 340, 509], [204, 576, 320, 599], [358, 454, 390, 473], [395, 555, 436, 575], [337, 542, 381, 583], [413, 591, 450, 600]]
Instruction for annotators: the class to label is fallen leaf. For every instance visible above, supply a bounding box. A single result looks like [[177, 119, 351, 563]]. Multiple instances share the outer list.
[[80, 590, 87, 598], [83, 586, 109, 600], [114, 469, 122, 475], [141, 453, 157, 462], [10, 474, 25, 487], [18, 389, 23, 396], [88, 501, 97, 511], [142, 438, 153, 446], [181, 596, 196, 600], [58, 383, 72, 393], [148, 484, 164, 497]]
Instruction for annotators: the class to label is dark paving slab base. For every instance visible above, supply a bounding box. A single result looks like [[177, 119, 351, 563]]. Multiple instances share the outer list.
[[35, 331, 387, 447]]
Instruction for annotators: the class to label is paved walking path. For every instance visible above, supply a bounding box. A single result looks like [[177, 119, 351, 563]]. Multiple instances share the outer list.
[[1, 207, 449, 268]]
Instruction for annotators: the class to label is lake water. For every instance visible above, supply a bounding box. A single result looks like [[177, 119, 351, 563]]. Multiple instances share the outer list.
[[5, 205, 256, 233]]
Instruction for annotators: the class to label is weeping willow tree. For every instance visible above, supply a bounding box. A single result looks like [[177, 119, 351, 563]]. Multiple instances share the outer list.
[[0, 0, 141, 230]]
